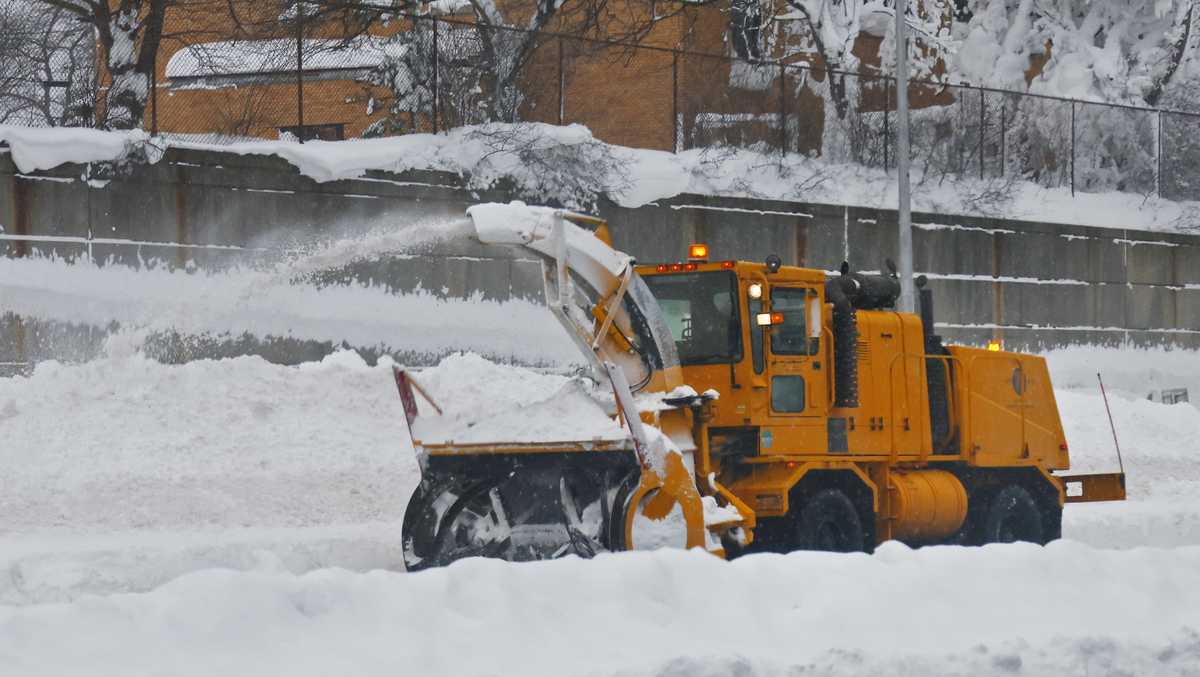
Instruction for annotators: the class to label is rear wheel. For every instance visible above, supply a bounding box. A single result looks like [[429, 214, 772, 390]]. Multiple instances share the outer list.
[[794, 489, 866, 552], [980, 485, 1043, 544]]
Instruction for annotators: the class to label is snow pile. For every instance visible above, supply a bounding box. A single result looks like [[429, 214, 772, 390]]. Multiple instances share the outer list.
[[0, 345, 1198, 620], [0, 351, 415, 538], [3, 544, 1200, 676], [0, 351, 417, 604], [1045, 346, 1200, 402], [407, 353, 624, 444], [6, 123, 1200, 231], [0, 126, 151, 173]]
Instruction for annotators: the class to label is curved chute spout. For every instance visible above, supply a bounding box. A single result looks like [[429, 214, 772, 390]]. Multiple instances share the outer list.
[[466, 203, 680, 394]]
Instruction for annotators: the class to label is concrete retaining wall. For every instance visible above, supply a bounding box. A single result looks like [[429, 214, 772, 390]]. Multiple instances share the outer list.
[[3, 144, 1198, 367]]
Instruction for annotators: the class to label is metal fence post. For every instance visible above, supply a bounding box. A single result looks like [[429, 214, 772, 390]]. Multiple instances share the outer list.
[[884, 78, 890, 170], [978, 88, 984, 180], [1156, 110, 1163, 197], [557, 37, 564, 126], [671, 50, 679, 152], [779, 63, 787, 155], [149, 66, 158, 136], [296, 7, 304, 142], [431, 17, 439, 133], [1000, 99, 1006, 177], [1070, 101, 1075, 196]]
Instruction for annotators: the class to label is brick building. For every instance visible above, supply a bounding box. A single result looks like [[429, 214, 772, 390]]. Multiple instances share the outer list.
[[124, 1, 962, 152]]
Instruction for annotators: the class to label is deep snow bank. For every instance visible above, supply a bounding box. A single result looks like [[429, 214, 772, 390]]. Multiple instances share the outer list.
[[5, 123, 1200, 231], [3, 544, 1200, 677], [0, 351, 416, 537], [2, 348, 1200, 608]]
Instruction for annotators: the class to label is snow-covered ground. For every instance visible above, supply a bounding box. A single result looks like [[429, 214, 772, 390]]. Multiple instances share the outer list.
[[1, 344, 1199, 674], [4, 228, 1200, 674]]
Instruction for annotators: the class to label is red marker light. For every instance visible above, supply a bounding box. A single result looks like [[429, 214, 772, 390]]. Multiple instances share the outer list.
[[669, 263, 684, 272], [684, 263, 698, 271], [655, 264, 668, 273], [771, 312, 784, 324], [721, 260, 736, 269]]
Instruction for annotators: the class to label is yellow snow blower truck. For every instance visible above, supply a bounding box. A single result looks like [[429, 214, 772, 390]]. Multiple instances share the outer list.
[[397, 204, 1125, 570]]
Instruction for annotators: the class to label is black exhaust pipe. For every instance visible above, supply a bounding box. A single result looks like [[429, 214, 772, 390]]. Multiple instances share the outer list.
[[825, 275, 859, 408], [824, 262, 903, 408]]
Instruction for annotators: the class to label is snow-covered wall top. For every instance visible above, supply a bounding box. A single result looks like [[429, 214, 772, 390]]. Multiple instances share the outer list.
[[2, 123, 1199, 234]]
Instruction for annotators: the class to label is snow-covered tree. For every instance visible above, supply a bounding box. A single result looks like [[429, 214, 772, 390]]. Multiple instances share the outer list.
[[0, 3, 95, 126], [30, 0, 177, 129], [954, 0, 1200, 107]]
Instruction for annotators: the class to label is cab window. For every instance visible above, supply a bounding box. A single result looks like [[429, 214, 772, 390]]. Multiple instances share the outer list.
[[770, 288, 812, 355], [643, 271, 743, 365]]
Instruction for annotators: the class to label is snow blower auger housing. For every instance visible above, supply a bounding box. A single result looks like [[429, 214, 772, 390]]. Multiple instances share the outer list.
[[397, 203, 1125, 571]]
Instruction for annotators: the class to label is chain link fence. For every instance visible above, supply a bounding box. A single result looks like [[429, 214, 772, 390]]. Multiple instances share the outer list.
[[5, 10, 1200, 203]]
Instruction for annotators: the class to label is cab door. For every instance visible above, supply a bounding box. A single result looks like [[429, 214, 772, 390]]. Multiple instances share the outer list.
[[764, 286, 828, 455]]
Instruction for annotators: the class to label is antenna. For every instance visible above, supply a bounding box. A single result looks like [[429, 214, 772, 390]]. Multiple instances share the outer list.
[[1096, 373, 1125, 475]]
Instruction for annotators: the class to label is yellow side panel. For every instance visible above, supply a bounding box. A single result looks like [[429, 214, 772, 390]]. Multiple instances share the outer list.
[[949, 347, 1068, 469], [840, 312, 931, 457]]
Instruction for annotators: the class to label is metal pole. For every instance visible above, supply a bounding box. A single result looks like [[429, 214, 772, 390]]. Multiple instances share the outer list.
[[557, 37, 564, 126], [150, 64, 158, 136], [1156, 110, 1162, 197], [431, 17, 439, 133], [296, 7, 304, 142], [895, 0, 915, 313], [1000, 99, 1006, 177], [884, 79, 890, 170], [1097, 373, 1125, 475], [779, 62, 787, 155], [1070, 101, 1075, 196], [979, 88, 984, 180], [671, 50, 679, 151]]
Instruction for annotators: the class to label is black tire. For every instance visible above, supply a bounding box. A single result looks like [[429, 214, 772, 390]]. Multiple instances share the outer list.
[[794, 488, 866, 552], [980, 485, 1043, 544], [1038, 494, 1063, 544]]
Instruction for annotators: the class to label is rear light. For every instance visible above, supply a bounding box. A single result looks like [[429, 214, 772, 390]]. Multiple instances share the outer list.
[[1059, 443, 1069, 451], [771, 312, 784, 324]]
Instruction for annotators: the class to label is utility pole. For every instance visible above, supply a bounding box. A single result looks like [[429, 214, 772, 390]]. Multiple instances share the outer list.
[[895, 0, 915, 313]]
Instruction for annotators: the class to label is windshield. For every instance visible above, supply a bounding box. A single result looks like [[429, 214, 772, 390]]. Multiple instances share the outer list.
[[642, 271, 742, 365]]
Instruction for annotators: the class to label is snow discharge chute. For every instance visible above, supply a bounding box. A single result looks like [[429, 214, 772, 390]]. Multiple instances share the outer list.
[[398, 204, 736, 570]]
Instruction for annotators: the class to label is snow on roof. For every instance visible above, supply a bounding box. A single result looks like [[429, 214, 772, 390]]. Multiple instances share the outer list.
[[165, 36, 396, 78]]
